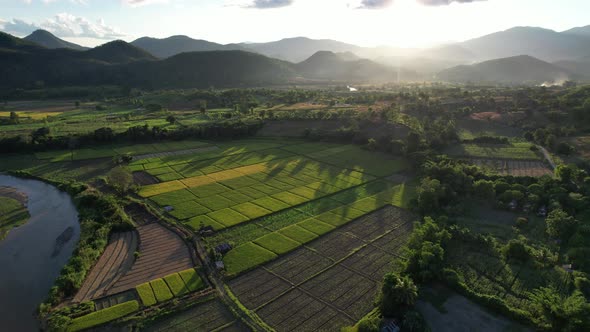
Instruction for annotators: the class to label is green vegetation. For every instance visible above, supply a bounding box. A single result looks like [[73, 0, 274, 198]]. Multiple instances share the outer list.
[[178, 268, 206, 292], [223, 242, 278, 276], [444, 142, 540, 160], [163, 273, 189, 297], [150, 279, 174, 303], [67, 300, 139, 332], [0, 196, 29, 240], [136, 283, 157, 307]]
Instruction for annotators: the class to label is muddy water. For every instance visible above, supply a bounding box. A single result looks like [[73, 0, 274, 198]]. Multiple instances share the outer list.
[[0, 174, 80, 331]]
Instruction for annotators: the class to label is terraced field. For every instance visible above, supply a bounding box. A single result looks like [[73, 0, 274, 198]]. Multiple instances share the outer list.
[[145, 299, 243, 332], [227, 206, 414, 331], [138, 142, 409, 238], [108, 223, 194, 295], [74, 231, 138, 302]]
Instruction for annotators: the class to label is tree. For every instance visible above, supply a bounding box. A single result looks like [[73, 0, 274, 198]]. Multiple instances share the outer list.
[[416, 178, 444, 213], [473, 179, 495, 199], [366, 138, 377, 151], [166, 115, 177, 124], [405, 217, 450, 281], [406, 132, 421, 153], [556, 164, 579, 183], [9, 111, 19, 124], [529, 287, 590, 331], [546, 209, 577, 239], [379, 273, 418, 317], [199, 100, 207, 114], [503, 238, 531, 262], [107, 166, 133, 193], [31, 126, 50, 144]]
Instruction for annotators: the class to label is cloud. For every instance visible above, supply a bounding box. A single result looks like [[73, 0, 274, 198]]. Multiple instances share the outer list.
[[0, 18, 39, 35], [247, 0, 294, 9], [42, 13, 125, 39], [358, 0, 394, 9], [0, 13, 125, 39], [417, 0, 484, 5], [121, 0, 169, 7]]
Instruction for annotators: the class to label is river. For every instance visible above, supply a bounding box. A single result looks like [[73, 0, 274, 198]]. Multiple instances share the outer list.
[[0, 174, 80, 331]]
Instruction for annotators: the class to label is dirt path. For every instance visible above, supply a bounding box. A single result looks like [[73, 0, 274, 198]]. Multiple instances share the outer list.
[[107, 223, 193, 295], [537, 145, 556, 170], [73, 231, 137, 302]]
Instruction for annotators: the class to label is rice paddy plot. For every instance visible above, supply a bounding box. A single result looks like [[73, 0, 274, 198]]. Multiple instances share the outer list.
[[443, 143, 540, 160]]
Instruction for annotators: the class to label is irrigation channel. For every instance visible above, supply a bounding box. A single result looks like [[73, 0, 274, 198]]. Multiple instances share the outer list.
[[0, 174, 80, 331]]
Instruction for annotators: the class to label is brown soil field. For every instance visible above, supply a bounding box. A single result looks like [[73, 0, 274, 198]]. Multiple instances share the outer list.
[[74, 231, 138, 302], [107, 222, 194, 295], [228, 206, 414, 332], [469, 158, 552, 177], [470, 112, 502, 121]]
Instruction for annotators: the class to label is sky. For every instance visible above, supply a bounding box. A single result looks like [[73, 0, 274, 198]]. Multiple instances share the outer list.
[[0, 0, 589, 48]]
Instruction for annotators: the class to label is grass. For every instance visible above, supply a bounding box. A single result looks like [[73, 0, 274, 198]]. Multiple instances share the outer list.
[[251, 196, 290, 212], [271, 191, 308, 206], [278, 224, 318, 244], [150, 189, 195, 206], [178, 268, 206, 292], [140, 180, 186, 197], [297, 218, 336, 235], [0, 196, 30, 240], [168, 201, 211, 220], [136, 283, 157, 307], [163, 273, 189, 297], [223, 242, 277, 276], [150, 278, 174, 303], [253, 232, 301, 255], [196, 195, 235, 211], [67, 300, 139, 332], [185, 215, 226, 231], [208, 208, 249, 227], [231, 202, 271, 219]]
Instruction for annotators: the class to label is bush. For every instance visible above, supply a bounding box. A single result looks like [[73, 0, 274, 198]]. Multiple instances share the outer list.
[[402, 310, 430, 332], [503, 238, 531, 262], [358, 316, 381, 332]]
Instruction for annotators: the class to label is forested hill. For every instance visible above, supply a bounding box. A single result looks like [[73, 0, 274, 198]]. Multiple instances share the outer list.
[[0, 32, 296, 89]]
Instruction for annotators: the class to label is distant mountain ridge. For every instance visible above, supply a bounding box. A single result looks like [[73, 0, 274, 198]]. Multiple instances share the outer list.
[[437, 55, 574, 84], [458, 26, 590, 62], [24, 29, 87, 51], [131, 35, 245, 58], [296, 51, 419, 81]]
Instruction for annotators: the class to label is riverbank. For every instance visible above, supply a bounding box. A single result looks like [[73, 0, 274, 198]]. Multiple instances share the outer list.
[[0, 186, 30, 240]]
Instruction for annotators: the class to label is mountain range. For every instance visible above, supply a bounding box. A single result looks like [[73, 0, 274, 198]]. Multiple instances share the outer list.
[[2, 26, 590, 88]]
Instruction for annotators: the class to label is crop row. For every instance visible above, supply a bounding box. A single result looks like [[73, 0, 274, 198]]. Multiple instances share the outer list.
[[145, 157, 378, 232], [135, 268, 205, 307], [67, 300, 140, 332], [206, 181, 414, 250], [222, 186, 410, 276]]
